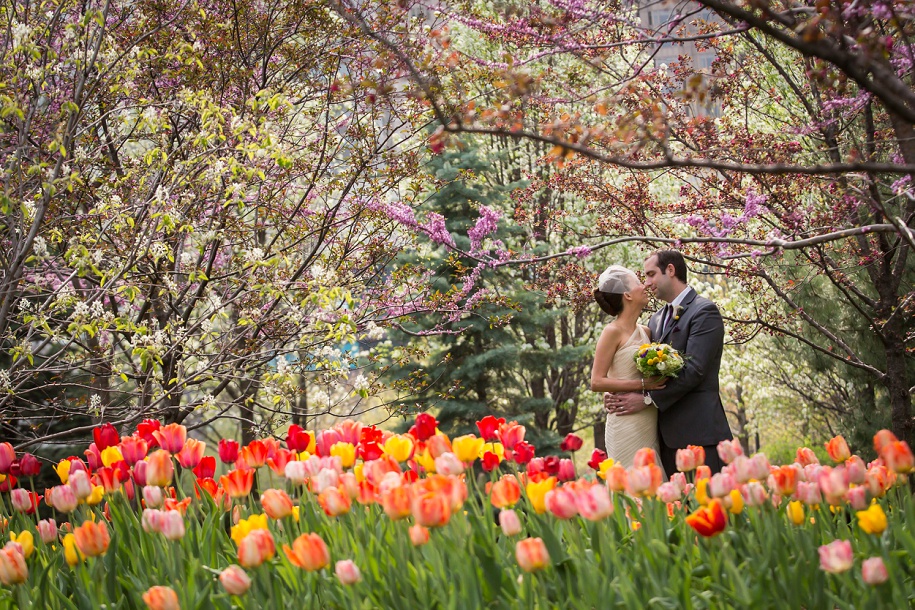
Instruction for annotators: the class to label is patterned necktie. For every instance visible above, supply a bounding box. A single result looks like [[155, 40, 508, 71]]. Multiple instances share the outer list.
[[660, 304, 672, 335]]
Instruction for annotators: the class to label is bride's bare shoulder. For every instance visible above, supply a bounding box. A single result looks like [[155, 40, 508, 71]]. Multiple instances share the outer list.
[[639, 324, 652, 339]]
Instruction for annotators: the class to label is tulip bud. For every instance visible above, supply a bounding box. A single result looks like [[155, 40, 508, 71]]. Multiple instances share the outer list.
[[260, 489, 295, 520], [282, 533, 329, 571], [544, 487, 578, 519], [499, 509, 523, 536], [69, 469, 93, 501], [142, 585, 180, 610], [10, 488, 31, 513], [409, 524, 430, 546], [37, 519, 58, 544], [657, 482, 682, 503], [515, 537, 550, 572], [335, 559, 362, 585], [559, 433, 583, 452], [146, 451, 174, 488], [219, 564, 252, 596], [576, 484, 614, 521], [0, 545, 28, 585], [861, 557, 888, 585], [48, 484, 78, 513], [434, 452, 464, 476], [557, 458, 576, 482], [818, 539, 853, 573], [717, 439, 743, 465], [238, 530, 276, 568], [160, 510, 186, 541]]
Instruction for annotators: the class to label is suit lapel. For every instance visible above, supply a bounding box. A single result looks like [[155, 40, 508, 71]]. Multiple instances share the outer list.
[[658, 289, 697, 343]]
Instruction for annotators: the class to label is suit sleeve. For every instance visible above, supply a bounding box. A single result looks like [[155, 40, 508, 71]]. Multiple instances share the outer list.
[[650, 302, 724, 412]]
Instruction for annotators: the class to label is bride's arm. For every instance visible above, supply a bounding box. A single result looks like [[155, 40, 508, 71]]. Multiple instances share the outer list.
[[590, 325, 645, 393]]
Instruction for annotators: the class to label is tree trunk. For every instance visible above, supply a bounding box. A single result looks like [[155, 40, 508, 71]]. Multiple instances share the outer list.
[[883, 333, 914, 446]]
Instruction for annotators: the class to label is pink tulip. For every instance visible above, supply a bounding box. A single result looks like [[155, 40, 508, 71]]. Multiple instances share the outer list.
[[748, 454, 771, 480], [434, 452, 464, 476], [717, 439, 743, 464], [657, 482, 682, 503], [708, 472, 736, 498], [845, 456, 866, 485], [160, 511, 185, 540], [151, 423, 187, 454], [47, 484, 78, 513], [69, 469, 93, 501], [818, 540, 853, 573], [335, 559, 362, 585], [176, 438, 206, 469], [143, 485, 165, 508], [742, 482, 768, 506], [861, 557, 888, 585], [10, 489, 32, 513], [557, 458, 576, 482], [220, 565, 252, 595], [37, 519, 58, 544], [0, 443, 14, 474], [575, 484, 613, 521], [795, 481, 822, 506], [845, 486, 868, 510], [409, 524, 430, 546], [499, 509, 522, 536], [312, 468, 340, 494], [676, 448, 700, 472], [119, 435, 149, 466], [132, 460, 149, 487], [818, 467, 848, 505], [670, 472, 688, 492], [284, 461, 308, 485], [544, 487, 578, 519]]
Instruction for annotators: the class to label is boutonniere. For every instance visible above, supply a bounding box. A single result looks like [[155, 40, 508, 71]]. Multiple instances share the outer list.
[[673, 305, 684, 321]]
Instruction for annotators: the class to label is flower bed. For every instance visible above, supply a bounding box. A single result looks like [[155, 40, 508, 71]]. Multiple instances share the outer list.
[[0, 418, 912, 609]]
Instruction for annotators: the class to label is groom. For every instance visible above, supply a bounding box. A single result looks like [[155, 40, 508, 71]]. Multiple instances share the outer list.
[[604, 250, 732, 475]]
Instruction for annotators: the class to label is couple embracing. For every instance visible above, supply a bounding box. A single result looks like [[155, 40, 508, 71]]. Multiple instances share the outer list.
[[590, 250, 732, 477]]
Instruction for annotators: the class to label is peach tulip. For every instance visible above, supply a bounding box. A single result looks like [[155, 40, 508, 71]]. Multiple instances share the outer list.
[[283, 533, 329, 571], [795, 447, 819, 467], [176, 438, 205, 469], [605, 463, 628, 492], [146, 451, 174, 488], [499, 509, 523, 536], [862, 557, 888, 585], [575, 484, 613, 521], [318, 486, 352, 517], [219, 565, 251, 595], [825, 435, 851, 463], [409, 524, 430, 546], [151, 424, 187, 454], [0, 545, 28, 585], [260, 489, 294, 520], [434, 452, 464, 476], [73, 520, 110, 557], [220, 468, 254, 498], [380, 485, 412, 520], [515, 538, 550, 572], [544, 487, 578, 519], [873, 429, 898, 454], [818, 539, 853, 573], [238, 530, 276, 568], [490, 475, 522, 509], [335, 559, 362, 585], [412, 491, 451, 528], [881, 441, 914, 474], [716, 439, 743, 464], [142, 586, 180, 610]]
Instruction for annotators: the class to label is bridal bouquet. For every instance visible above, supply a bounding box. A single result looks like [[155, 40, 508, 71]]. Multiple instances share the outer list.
[[634, 343, 685, 378]]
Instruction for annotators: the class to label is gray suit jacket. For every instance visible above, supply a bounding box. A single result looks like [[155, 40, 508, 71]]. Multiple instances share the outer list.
[[648, 289, 732, 448]]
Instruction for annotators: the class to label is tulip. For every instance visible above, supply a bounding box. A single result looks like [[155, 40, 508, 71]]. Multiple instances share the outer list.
[[818, 539, 853, 573], [189, 455, 215, 480], [771, 465, 798, 496], [587, 449, 608, 472], [490, 475, 522, 509], [708, 472, 736, 498], [37, 519, 58, 544], [845, 455, 866, 485], [576, 484, 614, 521], [0, 544, 28, 585], [93, 423, 120, 451], [605, 463, 627, 492], [133, 460, 149, 487], [742, 482, 768, 506], [866, 465, 893, 498], [476, 415, 505, 441], [452, 435, 484, 463], [499, 509, 523, 536], [47, 484, 78, 513], [525, 477, 556, 514], [794, 481, 820, 505], [670, 472, 687, 491], [695, 465, 711, 480], [142, 586, 180, 610], [85, 484, 104, 506], [18, 453, 41, 477], [412, 491, 451, 527], [335, 559, 362, 585], [0, 443, 14, 474], [218, 439, 240, 464], [55, 458, 72, 483], [544, 487, 578, 519], [10, 488, 38, 513], [260, 489, 295, 520], [220, 468, 254, 498], [160, 510, 186, 540], [408, 413, 438, 442], [498, 421, 525, 450], [73, 520, 110, 557], [694, 478, 710, 505], [95, 466, 123, 494], [230, 513, 269, 546], [10, 531, 34, 559], [434, 452, 464, 476], [146, 451, 175, 487], [99, 446, 123, 469], [481, 451, 501, 473], [685, 499, 728, 537], [824, 435, 851, 463], [117, 435, 148, 466], [862, 557, 889, 585], [283, 533, 329, 571], [238, 529, 276, 568], [873, 429, 898, 454], [219, 564, 251, 596], [313, 468, 340, 494], [425, 434, 452, 460], [151, 423, 186, 454], [557, 458, 576, 482], [676, 448, 700, 472], [318, 486, 352, 517], [515, 538, 550, 572], [511, 441, 535, 465], [795, 447, 819, 467], [330, 442, 358, 468], [137, 419, 162, 447], [560, 433, 583, 452], [141, 484, 164, 508], [632, 447, 657, 468], [717, 439, 743, 464], [626, 464, 662, 497], [725, 489, 744, 514], [818, 467, 848, 506], [845, 485, 868, 510], [748, 453, 771, 481], [856, 503, 887, 535], [66, 469, 92, 501], [266, 448, 296, 477], [881, 441, 914, 474], [657, 482, 682, 503], [380, 485, 412, 520], [786, 500, 805, 526], [62, 533, 83, 566], [409, 524, 430, 546], [176, 438, 205, 469], [314, 429, 342, 457]]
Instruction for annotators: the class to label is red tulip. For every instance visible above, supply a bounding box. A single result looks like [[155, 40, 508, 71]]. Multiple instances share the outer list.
[[511, 441, 535, 465], [587, 449, 608, 471], [409, 413, 438, 442], [476, 415, 505, 441], [685, 499, 728, 537], [266, 448, 296, 477], [481, 451, 501, 472], [192, 456, 216, 480], [497, 421, 525, 450], [285, 426, 314, 453], [218, 439, 240, 464], [557, 458, 576, 482], [17, 453, 41, 477], [560, 433, 583, 452], [543, 455, 560, 476], [136, 419, 161, 448], [93, 423, 120, 451]]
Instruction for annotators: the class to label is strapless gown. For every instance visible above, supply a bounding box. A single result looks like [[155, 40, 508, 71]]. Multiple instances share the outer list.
[[603, 326, 663, 469]]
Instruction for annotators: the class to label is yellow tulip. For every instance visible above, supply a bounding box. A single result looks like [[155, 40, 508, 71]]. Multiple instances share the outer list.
[[856, 503, 887, 535], [62, 533, 83, 566], [330, 442, 357, 468], [727, 489, 744, 515], [525, 477, 557, 514], [298, 450, 312, 461], [786, 500, 805, 526], [10, 531, 34, 559], [85, 485, 104, 506], [480, 442, 505, 461], [353, 462, 365, 483], [414, 449, 436, 473], [597, 458, 615, 480], [230, 513, 269, 546], [382, 435, 414, 462], [452, 435, 484, 463], [100, 446, 124, 468], [695, 478, 709, 506], [55, 459, 71, 484]]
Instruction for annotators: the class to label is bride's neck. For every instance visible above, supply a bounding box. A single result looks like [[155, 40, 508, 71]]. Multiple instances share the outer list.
[[616, 306, 641, 327]]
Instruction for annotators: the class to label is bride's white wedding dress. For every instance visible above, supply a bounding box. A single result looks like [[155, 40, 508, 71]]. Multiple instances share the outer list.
[[603, 325, 662, 469]]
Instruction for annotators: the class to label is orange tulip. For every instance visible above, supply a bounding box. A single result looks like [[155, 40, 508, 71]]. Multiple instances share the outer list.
[[73, 520, 110, 557], [515, 537, 550, 572], [881, 441, 914, 474], [220, 469, 254, 498], [685, 499, 728, 537], [260, 489, 294, 520], [238, 529, 276, 568], [283, 533, 330, 571], [151, 423, 187, 454], [176, 438, 206, 469], [605, 464, 627, 492], [873, 429, 898, 454], [626, 463, 663, 497], [146, 451, 174, 488], [380, 485, 412, 520], [490, 475, 522, 509], [266, 448, 296, 477], [770, 465, 798, 496], [142, 585, 180, 610], [411, 490, 451, 528], [238, 440, 269, 470], [824, 436, 851, 463], [317, 486, 352, 517]]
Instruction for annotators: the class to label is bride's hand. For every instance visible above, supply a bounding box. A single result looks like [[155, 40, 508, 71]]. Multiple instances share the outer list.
[[643, 376, 667, 390]]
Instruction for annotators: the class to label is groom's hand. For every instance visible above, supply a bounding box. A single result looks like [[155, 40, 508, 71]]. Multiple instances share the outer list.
[[604, 392, 651, 416]]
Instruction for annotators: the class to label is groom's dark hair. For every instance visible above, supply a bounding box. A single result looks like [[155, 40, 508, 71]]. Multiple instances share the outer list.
[[650, 249, 688, 283]]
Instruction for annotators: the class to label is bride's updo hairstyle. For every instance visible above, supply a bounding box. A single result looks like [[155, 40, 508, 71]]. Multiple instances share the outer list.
[[594, 265, 640, 316]]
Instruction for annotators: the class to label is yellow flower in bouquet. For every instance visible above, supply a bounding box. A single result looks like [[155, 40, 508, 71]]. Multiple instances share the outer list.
[[633, 343, 685, 378]]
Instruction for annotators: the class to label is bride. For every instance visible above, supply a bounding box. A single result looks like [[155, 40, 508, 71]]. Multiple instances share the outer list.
[[591, 265, 665, 469]]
